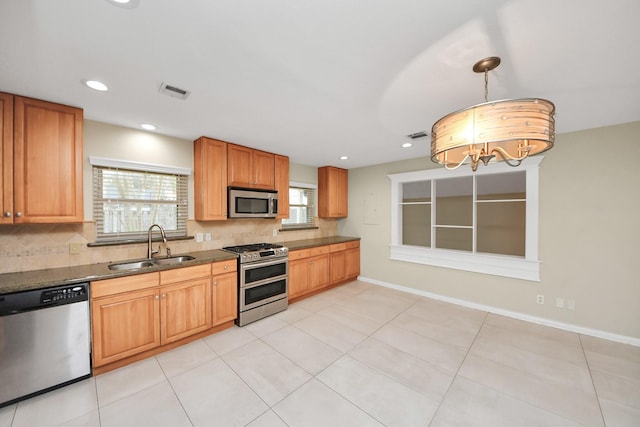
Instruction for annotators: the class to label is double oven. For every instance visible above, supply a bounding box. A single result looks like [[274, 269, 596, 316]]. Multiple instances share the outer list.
[[222, 243, 288, 326]]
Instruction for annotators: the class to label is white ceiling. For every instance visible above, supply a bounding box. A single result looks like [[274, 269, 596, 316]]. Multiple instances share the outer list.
[[1, 0, 639, 168]]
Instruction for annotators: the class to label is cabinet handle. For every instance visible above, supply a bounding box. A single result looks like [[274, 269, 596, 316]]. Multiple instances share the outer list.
[[214, 281, 217, 285], [15, 212, 22, 218], [224, 265, 228, 270], [161, 293, 166, 299], [155, 295, 159, 300], [3, 212, 10, 218]]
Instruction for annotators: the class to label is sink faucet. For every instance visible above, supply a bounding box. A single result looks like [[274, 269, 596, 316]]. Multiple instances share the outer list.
[[148, 224, 170, 259]]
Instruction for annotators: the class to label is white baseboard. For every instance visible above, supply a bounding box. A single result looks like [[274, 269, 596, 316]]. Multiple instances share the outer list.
[[358, 276, 640, 347]]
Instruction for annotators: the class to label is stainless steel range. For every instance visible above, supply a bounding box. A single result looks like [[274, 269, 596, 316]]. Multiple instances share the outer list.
[[222, 243, 288, 326]]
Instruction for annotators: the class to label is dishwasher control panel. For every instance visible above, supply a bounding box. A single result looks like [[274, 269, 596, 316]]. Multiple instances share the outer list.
[[40, 285, 87, 304]]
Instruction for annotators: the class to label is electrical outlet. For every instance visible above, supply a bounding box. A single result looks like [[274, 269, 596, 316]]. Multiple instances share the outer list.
[[69, 243, 81, 255], [556, 297, 565, 309], [196, 233, 203, 243], [273, 229, 278, 237], [205, 233, 212, 241], [536, 294, 544, 304], [568, 300, 576, 311]]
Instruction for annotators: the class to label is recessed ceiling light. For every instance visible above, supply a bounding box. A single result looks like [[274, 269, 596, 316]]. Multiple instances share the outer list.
[[402, 142, 413, 148], [340, 156, 348, 160], [140, 123, 156, 131], [104, 0, 140, 9], [84, 80, 108, 91]]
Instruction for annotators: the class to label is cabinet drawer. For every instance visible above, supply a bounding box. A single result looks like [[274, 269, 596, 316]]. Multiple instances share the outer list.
[[212, 260, 237, 275], [289, 249, 310, 261], [346, 240, 360, 249], [330, 243, 347, 252], [309, 245, 330, 256], [160, 263, 211, 285], [91, 272, 159, 298]]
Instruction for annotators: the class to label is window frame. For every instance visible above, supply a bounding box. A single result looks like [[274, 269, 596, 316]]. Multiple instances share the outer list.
[[282, 181, 317, 229], [388, 156, 543, 281], [90, 156, 191, 243]]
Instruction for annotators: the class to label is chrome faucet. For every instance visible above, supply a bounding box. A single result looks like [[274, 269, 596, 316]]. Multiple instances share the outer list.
[[147, 224, 170, 259]]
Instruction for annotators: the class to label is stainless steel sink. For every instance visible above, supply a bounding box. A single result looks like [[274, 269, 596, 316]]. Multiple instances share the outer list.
[[151, 255, 195, 265], [108, 255, 196, 271], [108, 260, 155, 271]]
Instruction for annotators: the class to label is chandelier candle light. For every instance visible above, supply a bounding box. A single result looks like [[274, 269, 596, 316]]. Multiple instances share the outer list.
[[431, 57, 555, 171]]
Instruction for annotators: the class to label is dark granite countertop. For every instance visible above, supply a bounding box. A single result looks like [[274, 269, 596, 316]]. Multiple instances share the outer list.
[[0, 249, 236, 295], [0, 236, 360, 295]]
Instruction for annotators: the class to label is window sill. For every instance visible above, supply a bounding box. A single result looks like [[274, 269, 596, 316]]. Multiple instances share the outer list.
[[389, 244, 540, 282], [88, 235, 194, 247]]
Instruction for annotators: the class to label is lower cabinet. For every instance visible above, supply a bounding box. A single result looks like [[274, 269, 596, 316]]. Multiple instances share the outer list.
[[159, 264, 212, 344], [289, 246, 330, 300], [289, 241, 359, 301], [91, 273, 161, 368], [212, 259, 238, 326], [91, 261, 238, 369]]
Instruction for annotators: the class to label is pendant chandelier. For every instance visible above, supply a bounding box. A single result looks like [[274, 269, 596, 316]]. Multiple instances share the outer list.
[[431, 57, 555, 171]]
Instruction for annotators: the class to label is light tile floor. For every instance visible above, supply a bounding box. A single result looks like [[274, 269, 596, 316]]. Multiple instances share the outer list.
[[1, 280, 639, 426]]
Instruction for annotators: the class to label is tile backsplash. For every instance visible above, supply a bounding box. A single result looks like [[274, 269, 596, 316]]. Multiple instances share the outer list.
[[0, 219, 337, 274]]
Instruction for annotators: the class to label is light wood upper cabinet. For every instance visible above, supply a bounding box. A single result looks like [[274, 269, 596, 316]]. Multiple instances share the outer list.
[[1, 94, 83, 223], [228, 143, 275, 190], [0, 93, 13, 225], [274, 154, 289, 219], [318, 166, 348, 218], [194, 137, 228, 221]]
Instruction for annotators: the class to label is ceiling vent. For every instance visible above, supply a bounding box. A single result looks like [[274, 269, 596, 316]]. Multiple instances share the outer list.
[[407, 131, 428, 139], [159, 82, 191, 100]]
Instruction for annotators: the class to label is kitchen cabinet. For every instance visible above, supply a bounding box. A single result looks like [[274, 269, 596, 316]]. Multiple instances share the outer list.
[[288, 246, 330, 300], [91, 273, 160, 367], [212, 260, 238, 326], [318, 166, 348, 218], [0, 93, 12, 225], [1, 93, 83, 224], [159, 264, 212, 344], [91, 263, 220, 368], [194, 137, 228, 221], [274, 154, 289, 219], [330, 240, 360, 284], [228, 143, 275, 190]]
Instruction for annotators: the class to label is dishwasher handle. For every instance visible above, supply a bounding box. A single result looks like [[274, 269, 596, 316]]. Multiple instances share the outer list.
[[0, 283, 88, 316]]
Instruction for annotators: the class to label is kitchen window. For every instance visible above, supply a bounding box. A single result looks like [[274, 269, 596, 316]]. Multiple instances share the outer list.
[[282, 182, 316, 229], [90, 157, 190, 242], [388, 157, 543, 281]]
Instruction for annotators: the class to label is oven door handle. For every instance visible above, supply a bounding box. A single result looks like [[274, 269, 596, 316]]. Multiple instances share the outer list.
[[241, 257, 288, 271]]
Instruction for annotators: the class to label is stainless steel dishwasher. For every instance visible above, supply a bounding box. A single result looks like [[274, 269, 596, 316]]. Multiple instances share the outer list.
[[0, 283, 91, 407]]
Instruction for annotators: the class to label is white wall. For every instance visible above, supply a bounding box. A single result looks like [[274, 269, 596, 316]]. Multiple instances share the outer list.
[[340, 121, 640, 339]]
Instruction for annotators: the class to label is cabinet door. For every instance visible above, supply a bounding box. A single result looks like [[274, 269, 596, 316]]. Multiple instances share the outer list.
[[318, 166, 348, 218], [288, 258, 309, 299], [345, 247, 360, 279], [212, 271, 238, 326], [161, 277, 212, 344], [13, 96, 83, 223], [330, 250, 347, 284], [194, 137, 227, 220], [252, 150, 275, 189], [92, 288, 160, 367], [227, 144, 253, 187], [308, 254, 330, 291], [0, 93, 12, 224], [275, 154, 289, 219]]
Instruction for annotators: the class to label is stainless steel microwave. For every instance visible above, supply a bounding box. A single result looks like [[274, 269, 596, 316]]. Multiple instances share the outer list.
[[228, 187, 278, 218]]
